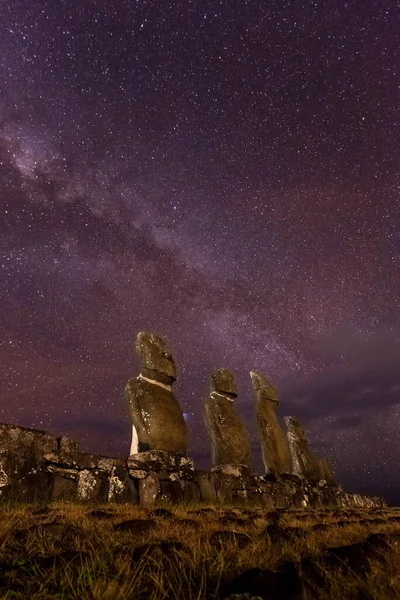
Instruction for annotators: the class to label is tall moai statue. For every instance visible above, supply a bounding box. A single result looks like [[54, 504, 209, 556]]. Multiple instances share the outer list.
[[250, 371, 292, 475], [125, 332, 187, 456], [318, 457, 335, 483], [204, 368, 252, 468], [284, 416, 320, 480]]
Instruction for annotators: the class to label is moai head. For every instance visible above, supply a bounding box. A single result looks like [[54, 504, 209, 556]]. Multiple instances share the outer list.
[[135, 332, 177, 385], [250, 371, 279, 404], [284, 416, 307, 442], [211, 368, 238, 398]]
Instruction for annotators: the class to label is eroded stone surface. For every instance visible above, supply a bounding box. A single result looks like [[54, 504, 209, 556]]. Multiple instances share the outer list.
[[0, 422, 386, 510], [211, 368, 238, 397], [136, 331, 177, 382], [284, 416, 320, 480], [204, 369, 252, 468], [126, 332, 187, 455], [139, 471, 160, 507], [251, 371, 292, 476], [318, 458, 335, 483]]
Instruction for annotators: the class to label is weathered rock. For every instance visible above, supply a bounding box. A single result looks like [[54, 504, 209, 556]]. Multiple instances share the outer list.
[[159, 480, 183, 503], [139, 471, 160, 507], [0, 422, 387, 510], [16, 522, 85, 548], [113, 519, 157, 534], [318, 457, 335, 482], [210, 530, 253, 550], [265, 524, 308, 542], [251, 372, 292, 476], [0, 424, 54, 502], [108, 466, 138, 503], [88, 509, 115, 519], [232, 489, 252, 505], [175, 518, 202, 530], [50, 473, 78, 500], [266, 510, 281, 524], [204, 369, 252, 468], [56, 436, 81, 466], [128, 450, 194, 475], [284, 417, 320, 480], [300, 536, 393, 596], [125, 332, 187, 456], [182, 480, 201, 503], [131, 541, 187, 562], [148, 507, 175, 519], [214, 472, 242, 504], [218, 515, 247, 526], [188, 508, 216, 516], [197, 470, 218, 502], [136, 331, 177, 383], [221, 564, 305, 600], [211, 368, 238, 396], [77, 469, 109, 502]]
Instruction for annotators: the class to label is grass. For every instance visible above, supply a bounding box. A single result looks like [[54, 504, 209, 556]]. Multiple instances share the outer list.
[[0, 502, 399, 599]]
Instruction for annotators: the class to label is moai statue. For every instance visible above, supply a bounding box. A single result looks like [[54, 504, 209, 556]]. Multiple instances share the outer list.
[[284, 416, 320, 480], [318, 457, 335, 483], [204, 368, 252, 468], [250, 371, 292, 475], [125, 332, 187, 455]]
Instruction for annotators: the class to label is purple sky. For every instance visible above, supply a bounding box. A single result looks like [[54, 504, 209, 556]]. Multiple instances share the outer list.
[[0, 0, 399, 502]]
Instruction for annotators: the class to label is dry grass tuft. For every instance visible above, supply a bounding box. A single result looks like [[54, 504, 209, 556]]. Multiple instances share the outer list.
[[0, 502, 399, 598]]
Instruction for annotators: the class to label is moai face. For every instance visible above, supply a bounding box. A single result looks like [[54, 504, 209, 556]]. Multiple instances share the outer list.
[[250, 371, 279, 404], [135, 331, 177, 384], [204, 368, 252, 467], [126, 332, 187, 456], [284, 416, 307, 442], [211, 368, 238, 398]]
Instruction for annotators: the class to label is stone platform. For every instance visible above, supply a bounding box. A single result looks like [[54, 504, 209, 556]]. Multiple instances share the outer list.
[[0, 423, 386, 509]]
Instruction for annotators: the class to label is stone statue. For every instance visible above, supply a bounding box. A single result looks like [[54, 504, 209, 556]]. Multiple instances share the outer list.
[[251, 371, 292, 475], [125, 332, 187, 456], [284, 416, 320, 480], [203, 368, 252, 468], [318, 457, 335, 483]]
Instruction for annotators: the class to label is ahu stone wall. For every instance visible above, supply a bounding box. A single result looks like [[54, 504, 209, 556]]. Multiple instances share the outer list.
[[0, 423, 386, 509]]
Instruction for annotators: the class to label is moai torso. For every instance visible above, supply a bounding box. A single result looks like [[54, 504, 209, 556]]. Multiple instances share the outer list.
[[284, 416, 320, 479], [204, 369, 252, 467], [125, 332, 187, 456], [318, 457, 335, 483], [251, 371, 292, 475]]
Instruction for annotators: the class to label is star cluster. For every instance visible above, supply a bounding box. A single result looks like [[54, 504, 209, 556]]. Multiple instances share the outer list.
[[0, 1, 399, 500]]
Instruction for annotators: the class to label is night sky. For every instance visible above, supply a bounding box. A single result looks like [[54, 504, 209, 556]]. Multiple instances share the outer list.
[[1, 1, 399, 502]]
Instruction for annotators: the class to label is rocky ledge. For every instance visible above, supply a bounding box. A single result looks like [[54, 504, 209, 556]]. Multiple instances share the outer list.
[[0, 423, 386, 509]]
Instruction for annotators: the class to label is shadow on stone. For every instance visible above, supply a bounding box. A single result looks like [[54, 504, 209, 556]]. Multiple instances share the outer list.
[[221, 563, 306, 600], [188, 508, 216, 517], [15, 522, 85, 547], [113, 519, 157, 534], [218, 516, 247, 526], [210, 530, 253, 550], [88, 509, 115, 520], [266, 510, 281, 525], [174, 518, 202, 530], [301, 534, 392, 585], [148, 508, 175, 519], [131, 541, 188, 562], [266, 525, 308, 542]]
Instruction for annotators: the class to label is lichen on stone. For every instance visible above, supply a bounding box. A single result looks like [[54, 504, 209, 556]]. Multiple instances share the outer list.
[[77, 470, 97, 500], [108, 467, 124, 500]]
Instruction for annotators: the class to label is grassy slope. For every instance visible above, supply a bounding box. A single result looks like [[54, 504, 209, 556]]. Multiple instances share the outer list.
[[0, 502, 399, 599]]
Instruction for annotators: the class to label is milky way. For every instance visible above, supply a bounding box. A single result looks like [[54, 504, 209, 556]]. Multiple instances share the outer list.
[[0, 1, 399, 500]]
